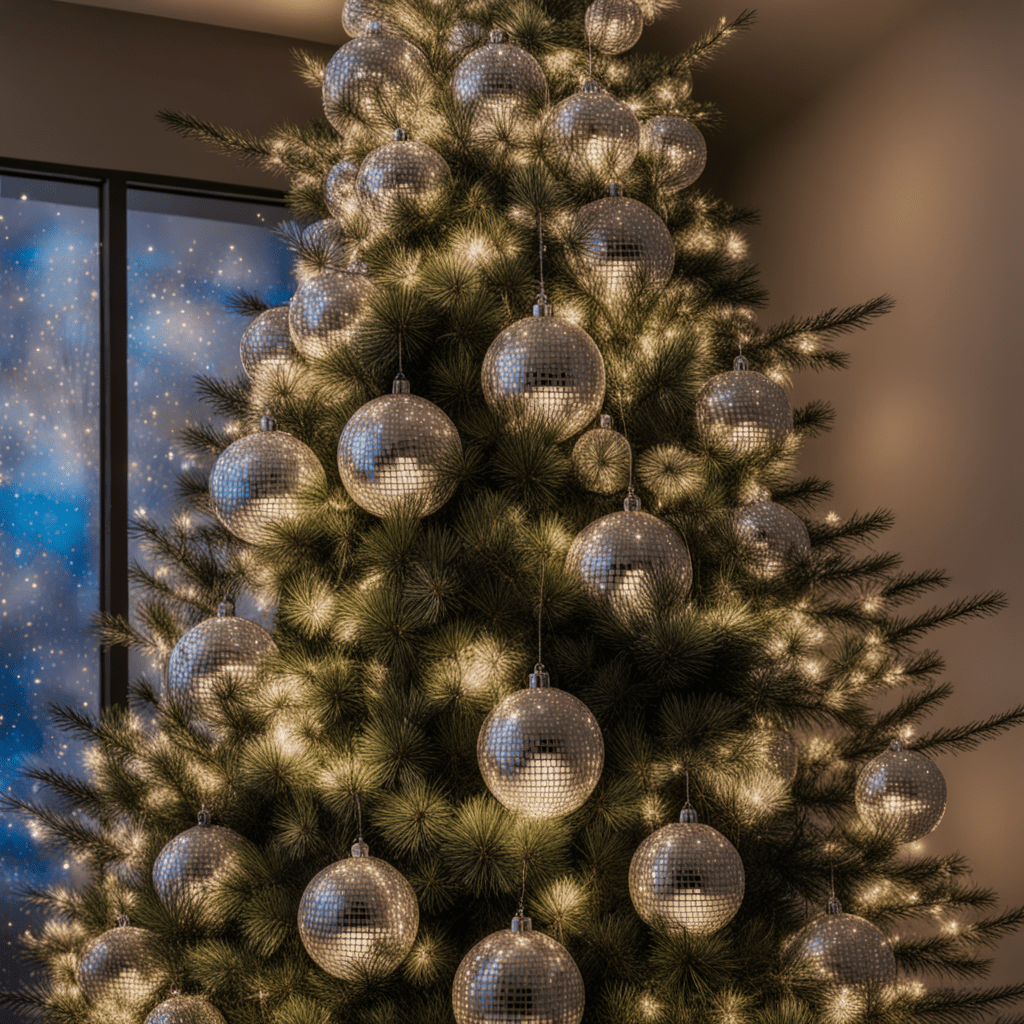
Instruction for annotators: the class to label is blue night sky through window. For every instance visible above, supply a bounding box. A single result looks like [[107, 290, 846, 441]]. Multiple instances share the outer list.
[[0, 175, 292, 990]]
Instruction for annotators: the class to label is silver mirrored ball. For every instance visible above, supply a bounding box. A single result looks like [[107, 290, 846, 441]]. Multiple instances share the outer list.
[[76, 924, 166, 1007], [733, 498, 811, 577], [324, 159, 360, 219], [289, 267, 376, 360], [452, 30, 548, 129], [585, 0, 644, 54], [694, 358, 792, 453], [791, 904, 897, 989], [640, 116, 707, 191], [144, 994, 227, 1024], [548, 81, 640, 178], [855, 740, 946, 843], [240, 306, 298, 379], [357, 133, 452, 224], [572, 415, 631, 494]]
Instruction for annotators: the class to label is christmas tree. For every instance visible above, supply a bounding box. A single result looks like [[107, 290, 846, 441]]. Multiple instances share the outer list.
[[5, 2, 1023, 1023]]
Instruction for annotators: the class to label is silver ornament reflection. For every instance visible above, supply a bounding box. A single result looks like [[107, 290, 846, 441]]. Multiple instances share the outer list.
[[640, 116, 707, 191], [694, 356, 792, 453], [145, 994, 227, 1024], [481, 303, 606, 441], [572, 413, 630, 494], [629, 806, 745, 935], [765, 729, 799, 783], [342, 0, 394, 37], [548, 80, 640, 179], [165, 600, 278, 726], [584, 0, 644, 54], [153, 811, 249, 926], [302, 217, 347, 254], [240, 306, 298, 379], [733, 498, 811, 577], [357, 130, 452, 224], [337, 375, 462, 517], [210, 417, 327, 544], [570, 187, 675, 298], [298, 840, 419, 979], [289, 266, 376, 360], [322, 26, 427, 129], [855, 740, 946, 843], [447, 19, 486, 56], [324, 159, 360, 219], [76, 921, 166, 1007], [478, 665, 604, 819], [791, 900, 896, 989], [452, 29, 548, 129], [452, 915, 584, 1024], [565, 492, 692, 615]]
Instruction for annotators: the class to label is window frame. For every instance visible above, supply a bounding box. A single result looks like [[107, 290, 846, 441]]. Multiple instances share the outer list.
[[0, 156, 288, 710]]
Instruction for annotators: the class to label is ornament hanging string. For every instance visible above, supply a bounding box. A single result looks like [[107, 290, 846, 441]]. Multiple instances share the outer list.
[[615, 394, 635, 494], [537, 558, 545, 666], [537, 214, 547, 304], [517, 855, 528, 919], [354, 790, 364, 843]]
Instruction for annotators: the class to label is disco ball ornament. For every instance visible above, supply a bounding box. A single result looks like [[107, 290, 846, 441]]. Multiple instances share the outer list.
[[76, 917, 166, 1007], [324, 159, 360, 218], [302, 217, 347, 253], [322, 25, 427, 129], [342, 0, 394, 37], [548, 80, 640, 179], [153, 810, 250, 925], [209, 416, 327, 544], [356, 129, 452, 224], [165, 599, 278, 726], [585, 0, 644, 54], [447, 19, 486, 56], [629, 803, 745, 935], [481, 299, 606, 441], [289, 265, 376, 360], [239, 306, 298, 379], [572, 413, 630, 494], [765, 729, 799, 783], [570, 185, 675, 298], [733, 498, 811, 577], [694, 355, 792, 453], [337, 373, 462, 517], [298, 839, 419, 979], [565, 491, 692, 616], [452, 29, 548, 129], [452, 914, 584, 1024], [640, 116, 707, 191], [477, 664, 604, 819], [855, 739, 947, 843], [145, 994, 226, 1024], [791, 897, 896, 989]]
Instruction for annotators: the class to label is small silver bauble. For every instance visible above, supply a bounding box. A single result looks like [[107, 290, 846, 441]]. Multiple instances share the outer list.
[[572, 413, 631, 494], [153, 811, 250, 925], [337, 373, 462, 518], [478, 664, 604, 819], [239, 306, 298, 379], [322, 25, 427, 129], [342, 0, 394, 37], [570, 185, 675, 298], [481, 299, 606, 442], [565, 491, 692, 615], [165, 600, 278, 725], [629, 804, 745, 935], [302, 217, 347, 253], [145, 994, 227, 1024], [640, 116, 707, 191], [453, 914, 584, 1024], [733, 498, 811, 577], [210, 416, 327, 544], [585, 0, 644, 54], [76, 918, 166, 1007], [694, 355, 792, 453], [548, 80, 640, 179], [289, 265, 376, 360], [447, 19, 486, 56], [791, 898, 897, 988], [452, 29, 548, 128], [298, 839, 419, 979], [324, 159, 360, 219], [765, 729, 799, 783], [855, 739, 946, 843], [357, 129, 452, 224]]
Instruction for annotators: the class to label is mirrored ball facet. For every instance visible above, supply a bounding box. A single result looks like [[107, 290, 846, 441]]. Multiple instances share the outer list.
[[572, 425, 631, 494], [584, 0, 644, 54], [765, 730, 799, 783], [548, 85, 640, 178], [478, 687, 604, 819], [733, 498, 811, 577], [571, 196, 675, 298], [452, 926, 585, 1024], [152, 824, 248, 924], [452, 40, 548, 128], [855, 746, 946, 843], [694, 369, 792, 453], [337, 393, 462, 517], [324, 159, 360, 219], [298, 855, 419, 979], [145, 995, 227, 1024], [629, 822, 745, 935], [240, 306, 298, 379], [640, 116, 707, 191], [210, 429, 327, 544], [566, 510, 692, 615], [76, 926, 166, 1007], [289, 269, 376, 359], [791, 911, 897, 989], [357, 140, 452, 224], [481, 315, 606, 441]]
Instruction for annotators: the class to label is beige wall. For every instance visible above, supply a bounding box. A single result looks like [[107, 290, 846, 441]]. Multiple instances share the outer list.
[[3, 0, 1020, 990]]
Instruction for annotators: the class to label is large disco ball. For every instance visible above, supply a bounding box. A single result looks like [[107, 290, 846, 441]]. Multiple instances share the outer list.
[[289, 266, 376, 360], [640, 116, 707, 192], [356, 130, 452, 224], [733, 498, 811, 577], [791, 899, 897, 989], [76, 920, 166, 1007], [452, 29, 548, 129], [694, 356, 792, 454], [144, 994, 227, 1024], [855, 740, 946, 843], [548, 80, 640, 179], [240, 306, 298, 379]]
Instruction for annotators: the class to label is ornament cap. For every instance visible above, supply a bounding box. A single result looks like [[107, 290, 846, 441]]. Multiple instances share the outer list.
[[366, 20, 384, 36], [510, 914, 533, 932], [826, 896, 843, 915], [583, 79, 602, 93], [532, 298, 554, 317], [607, 182, 623, 197], [393, 128, 407, 141], [216, 599, 235, 618], [392, 372, 412, 394], [260, 414, 277, 432], [598, 413, 614, 429], [889, 738, 905, 752], [351, 840, 370, 857], [489, 28, 508, 44], [623, 488, 642, 512], [679, 805, 698, 823], [732, 354, 749, 371], [114, 913, 131, 928], [529, 663, 551, 688], [197, 808, 212, 827]]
